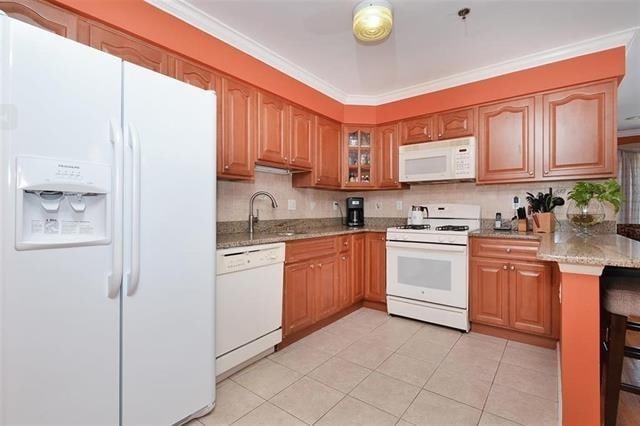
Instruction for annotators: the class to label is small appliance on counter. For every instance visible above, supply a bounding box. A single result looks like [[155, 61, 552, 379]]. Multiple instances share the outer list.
[[347, 197, 365, 227], [408, 205, 429, 225]]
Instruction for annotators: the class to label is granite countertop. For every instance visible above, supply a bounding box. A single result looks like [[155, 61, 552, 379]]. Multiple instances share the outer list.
[[537, 233, 640, 268], [216, 225, 388, 249], [469, 229, 542, 241]]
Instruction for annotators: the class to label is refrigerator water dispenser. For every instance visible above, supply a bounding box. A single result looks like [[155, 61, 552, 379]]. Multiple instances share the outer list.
[[15, 156, 111, 250]]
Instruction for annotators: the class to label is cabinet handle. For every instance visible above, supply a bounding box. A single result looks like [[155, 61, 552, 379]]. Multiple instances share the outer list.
[[503, 265, 508, 270], [510, 265, 515, 271]]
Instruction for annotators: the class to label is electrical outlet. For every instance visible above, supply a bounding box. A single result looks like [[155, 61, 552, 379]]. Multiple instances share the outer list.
[[396, 200, 403, 211], [332, 201, 339, 211], [375, 202, 382, 210], [288, 199, 296, 210]]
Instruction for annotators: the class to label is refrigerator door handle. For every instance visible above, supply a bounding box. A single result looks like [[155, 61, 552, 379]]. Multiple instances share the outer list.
[[126, 124, 141, 297], [107, 120, 123, 298]]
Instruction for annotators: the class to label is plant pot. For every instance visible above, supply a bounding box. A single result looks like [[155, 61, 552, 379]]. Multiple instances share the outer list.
[[566, 199, 605, 236], [533, 212, 555, 233]]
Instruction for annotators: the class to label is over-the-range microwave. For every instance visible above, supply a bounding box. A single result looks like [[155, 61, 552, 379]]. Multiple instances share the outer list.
[[399, 136, 476, 183]]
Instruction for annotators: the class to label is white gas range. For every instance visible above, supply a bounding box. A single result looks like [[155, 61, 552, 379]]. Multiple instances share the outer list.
[[386, 204, 481, 331]]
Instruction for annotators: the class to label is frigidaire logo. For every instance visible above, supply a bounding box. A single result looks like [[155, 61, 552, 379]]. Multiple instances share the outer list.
[[58, 164, 80, 169]]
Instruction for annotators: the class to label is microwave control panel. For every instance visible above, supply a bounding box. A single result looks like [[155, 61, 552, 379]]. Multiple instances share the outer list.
[[454, 147, 472, 177]]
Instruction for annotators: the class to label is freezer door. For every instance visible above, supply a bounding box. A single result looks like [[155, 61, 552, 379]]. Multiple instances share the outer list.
[[0, 17, 121, 426], [122, 62, 216, 425]]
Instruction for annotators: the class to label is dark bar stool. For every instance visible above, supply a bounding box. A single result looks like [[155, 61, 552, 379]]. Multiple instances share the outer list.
[[601, 267, 640, 426]]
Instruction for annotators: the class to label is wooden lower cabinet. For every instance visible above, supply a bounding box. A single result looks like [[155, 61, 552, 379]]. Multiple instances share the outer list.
[[338, 251, 352, 310], [470, 259, 510, 327], [364, 232, 387, 303], [283, 261, 315, 337], [470, 238, 558, 343], [509, 261, 552, 336], [314, 255, 340, 321], [352, 234, 365, 302]]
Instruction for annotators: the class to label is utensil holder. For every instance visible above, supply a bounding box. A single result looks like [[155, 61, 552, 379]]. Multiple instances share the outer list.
[[533, 212, 555, 233]]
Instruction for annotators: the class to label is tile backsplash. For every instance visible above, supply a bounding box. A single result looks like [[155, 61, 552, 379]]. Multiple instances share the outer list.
[[217, 172, 618, 222]]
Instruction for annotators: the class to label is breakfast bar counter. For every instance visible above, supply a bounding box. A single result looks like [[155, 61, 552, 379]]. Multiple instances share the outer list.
[[532, 232, 638, 426]]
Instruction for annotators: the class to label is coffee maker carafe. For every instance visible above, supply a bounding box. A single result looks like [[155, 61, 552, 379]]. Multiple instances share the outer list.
[[346, 197, 364, 227]]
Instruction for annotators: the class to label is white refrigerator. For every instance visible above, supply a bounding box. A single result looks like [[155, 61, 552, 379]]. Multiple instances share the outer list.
[[0, 15, 216, 426]]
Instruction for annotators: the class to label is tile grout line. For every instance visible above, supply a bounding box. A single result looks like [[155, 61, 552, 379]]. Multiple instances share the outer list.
[[477, 337, 509, 425]]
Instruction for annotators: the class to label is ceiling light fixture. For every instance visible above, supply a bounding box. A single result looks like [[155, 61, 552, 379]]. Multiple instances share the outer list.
[[353, 0, 393, 43]]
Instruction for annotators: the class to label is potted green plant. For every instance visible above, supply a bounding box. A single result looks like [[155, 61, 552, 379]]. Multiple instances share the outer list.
[[566, 179, 622, 235], [526, 188, 565, 233]]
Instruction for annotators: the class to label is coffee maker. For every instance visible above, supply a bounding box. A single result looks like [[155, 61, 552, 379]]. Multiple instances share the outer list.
[[346, 197, 365, 227]]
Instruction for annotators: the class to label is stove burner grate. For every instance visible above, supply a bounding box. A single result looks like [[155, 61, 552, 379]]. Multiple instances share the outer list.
[[397, 224, 431, 230], [435, 225, 470, 231]]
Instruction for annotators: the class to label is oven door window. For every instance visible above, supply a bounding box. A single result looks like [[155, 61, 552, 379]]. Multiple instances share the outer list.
[[386, 242, 468, 309]]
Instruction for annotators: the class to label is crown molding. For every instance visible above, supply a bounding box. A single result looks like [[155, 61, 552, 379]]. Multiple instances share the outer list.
[[145, 0, 637, 107], [145, 0, 350, 103], [618, 128, 640, 137]]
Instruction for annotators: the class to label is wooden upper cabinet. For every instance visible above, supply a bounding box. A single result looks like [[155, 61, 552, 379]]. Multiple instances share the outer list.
[[542, 80, 616, 178], [364, 233, 387, 303], [401, 115, 434, 145], [477, 97, 536, 183], [218, 77, 256, 179], [509, 262, 552, 336], [289, 106, 314, 170], [343, 126, 375, 188], [377, 123, 401, 188], [84, 23, 169, 74], [314, 117, 342, 187], [169, 58, 218, 91], [470, 258, 510, 327], [256, 91, 289, 166], [436, 108, 475, 140], [1, 0, 78, 39]]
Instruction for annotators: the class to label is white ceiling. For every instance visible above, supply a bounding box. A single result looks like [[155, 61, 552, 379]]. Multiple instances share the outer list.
[[148, 0, 640, 130]]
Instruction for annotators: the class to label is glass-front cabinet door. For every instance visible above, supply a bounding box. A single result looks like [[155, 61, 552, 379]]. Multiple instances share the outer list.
[[343, 126, 375, 188]]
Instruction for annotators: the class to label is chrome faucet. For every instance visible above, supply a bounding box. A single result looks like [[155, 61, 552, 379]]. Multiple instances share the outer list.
[[249, 191, 278, 235]]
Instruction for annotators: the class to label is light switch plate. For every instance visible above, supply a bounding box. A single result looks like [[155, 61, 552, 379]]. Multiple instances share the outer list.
[[288, 199, 296, 210]]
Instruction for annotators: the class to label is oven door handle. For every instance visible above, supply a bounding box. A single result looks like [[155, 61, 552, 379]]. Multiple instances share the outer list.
[[386, 241, 467, 253]]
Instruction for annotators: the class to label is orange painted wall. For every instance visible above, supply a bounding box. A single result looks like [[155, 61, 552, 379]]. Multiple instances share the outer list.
[[52, 0, 625, 125]]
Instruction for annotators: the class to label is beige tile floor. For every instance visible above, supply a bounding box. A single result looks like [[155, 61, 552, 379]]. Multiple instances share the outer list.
[[192, 308, 559, 426]]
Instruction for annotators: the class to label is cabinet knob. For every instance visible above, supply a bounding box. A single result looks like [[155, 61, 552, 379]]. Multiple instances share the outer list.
[[291, 158, 296, 162], [438, 133, 442, 137], [344, 241, 348, 246], [528, 171, 533, 176], [505, 248, 511, 253], [510, 265, 515, 271], [318, 263, 323, 268], [316, 178, 321, 182], [503, 265, 508, 270], [224, 165, 230, 170], [544, 170, 549, 175], [310, 264, 315, 269], [342, 256, 346, 260], [284, 156, 288, 160]]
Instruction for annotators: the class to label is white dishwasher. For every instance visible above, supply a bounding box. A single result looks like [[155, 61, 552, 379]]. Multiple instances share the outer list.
[[215, 243, 285, 377]]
